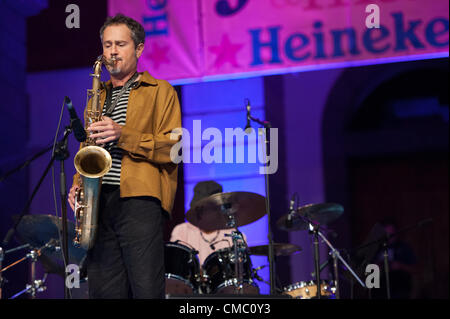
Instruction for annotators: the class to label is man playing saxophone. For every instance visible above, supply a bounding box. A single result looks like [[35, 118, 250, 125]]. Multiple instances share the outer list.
[[68, 14, 181, 299]]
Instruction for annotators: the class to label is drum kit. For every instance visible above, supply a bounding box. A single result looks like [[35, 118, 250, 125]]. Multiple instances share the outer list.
[[162, 191, 350, 299], [0, 190, 357, 299]]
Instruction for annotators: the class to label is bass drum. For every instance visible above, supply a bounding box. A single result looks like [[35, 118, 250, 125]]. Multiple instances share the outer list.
[[202, 246, 259, 294], [164, 242, 200, 296]]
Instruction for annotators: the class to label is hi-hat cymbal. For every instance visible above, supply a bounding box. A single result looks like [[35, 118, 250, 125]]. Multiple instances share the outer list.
[[277, 203, 344, 231], [186, 192, 266, 232], [248, 243, 302, 257], [14, 214, 86, 265]]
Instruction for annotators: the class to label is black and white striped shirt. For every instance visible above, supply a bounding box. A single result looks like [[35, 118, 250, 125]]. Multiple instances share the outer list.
[[101, 86, 130, 185]]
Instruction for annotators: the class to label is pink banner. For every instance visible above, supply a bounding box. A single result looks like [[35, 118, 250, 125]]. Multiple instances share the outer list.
[[108, 0, 449, 83], [108, 0, 203, 81]]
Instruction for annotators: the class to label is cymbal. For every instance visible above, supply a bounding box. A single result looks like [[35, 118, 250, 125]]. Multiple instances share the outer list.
[[277, 203, 344, 231], [248, 243, 302, 257], [14, 214, 86, 265], [186, 192, 266, 232]]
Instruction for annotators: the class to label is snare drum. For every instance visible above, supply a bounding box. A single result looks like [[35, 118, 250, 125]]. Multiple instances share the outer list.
[[283, 280, 336, 299], [202, 246, 259, 294], [164, 242, 200, 295]]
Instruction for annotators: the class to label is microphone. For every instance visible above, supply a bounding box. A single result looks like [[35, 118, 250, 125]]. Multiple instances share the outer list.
[[65, 96, 87, 142], [286, 194, 296, 228], [244, 99, 252, 134]]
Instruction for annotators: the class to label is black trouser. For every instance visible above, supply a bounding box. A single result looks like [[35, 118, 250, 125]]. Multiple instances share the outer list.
[[86, 185, 166, 299]]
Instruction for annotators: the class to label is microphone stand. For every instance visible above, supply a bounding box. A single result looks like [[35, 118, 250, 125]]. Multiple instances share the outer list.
[[350, 218, 432, 300], [246, 109, 276, 295], [54, 126, 71, 300]]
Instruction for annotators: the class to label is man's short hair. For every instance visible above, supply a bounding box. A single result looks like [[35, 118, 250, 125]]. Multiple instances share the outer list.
[[100, 13, 145, 48]]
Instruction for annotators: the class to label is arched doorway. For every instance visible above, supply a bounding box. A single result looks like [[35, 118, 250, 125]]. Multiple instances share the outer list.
[[322, 58, 448, 298]]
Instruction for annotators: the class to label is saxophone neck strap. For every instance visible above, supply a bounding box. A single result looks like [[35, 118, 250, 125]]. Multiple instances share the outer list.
[[103, 72, 139, 117]]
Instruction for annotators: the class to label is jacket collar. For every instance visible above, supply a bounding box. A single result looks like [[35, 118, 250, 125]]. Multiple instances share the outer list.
[[137, 71, 158, 86], [102, 71, 157, 90]]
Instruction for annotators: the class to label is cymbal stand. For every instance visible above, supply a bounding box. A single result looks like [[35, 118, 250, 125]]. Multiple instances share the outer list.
[[9, 274, 48, 299], [0, 240, 57, 299], [332, 251, 339, 299], [228, 231, 246, 295], [382, 240, 391, 299], [309, 223, 322, 299], [0, 244, 31, 299], [351, 218, 433, 300], [315, 224, 366, 292], [2, 126, 73, 300], [25, 249, 47, 299], [223, 210, 245, 295], [305, 218, 365, 299]]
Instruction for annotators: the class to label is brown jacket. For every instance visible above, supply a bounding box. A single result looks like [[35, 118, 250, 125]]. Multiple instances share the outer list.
[[72, 71, 181, 215]]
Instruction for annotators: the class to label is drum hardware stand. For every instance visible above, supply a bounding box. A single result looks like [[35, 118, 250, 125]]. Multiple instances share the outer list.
[[332, 250, 339, 299], [0, 243, 32, 299], [316, 229, 366, 299], [252, 264, 267, 283], [0, 240, 58, 299], [223, 211, 246, 295], [1, 123, 75, 299], [308, 223, 322, 299], [382, 241, 391, 299], [245, 99, 276, 295], [10, 273, 48, 299], [303, 217, 366, 299], [352, 218, 432, 299]]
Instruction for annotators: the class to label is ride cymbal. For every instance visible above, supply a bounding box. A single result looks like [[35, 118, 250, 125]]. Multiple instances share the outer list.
[[277, 203, 344, 231], [186, 192, 266, 232], [15, 214, 86, 265]]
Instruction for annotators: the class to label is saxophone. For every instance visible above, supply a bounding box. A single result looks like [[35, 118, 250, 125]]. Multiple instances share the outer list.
[[73, 55, 113, 250]]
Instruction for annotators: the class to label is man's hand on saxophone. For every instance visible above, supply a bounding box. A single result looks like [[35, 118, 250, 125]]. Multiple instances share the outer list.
[[88, 116, 122, 145], [68, 184, 79, 211]]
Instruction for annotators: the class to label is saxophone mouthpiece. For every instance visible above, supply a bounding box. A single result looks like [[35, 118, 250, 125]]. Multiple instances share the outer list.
[[100, 55, 119, 66]]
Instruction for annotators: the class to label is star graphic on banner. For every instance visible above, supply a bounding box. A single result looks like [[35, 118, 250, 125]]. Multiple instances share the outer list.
[[146, 42, 170, 70], [208, 34, 244, 69]]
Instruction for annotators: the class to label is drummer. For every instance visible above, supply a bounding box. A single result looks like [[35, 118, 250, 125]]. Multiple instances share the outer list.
[[170, 181, 248, 264]]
